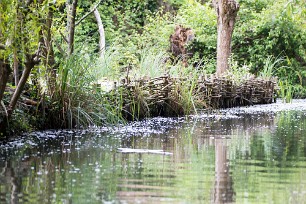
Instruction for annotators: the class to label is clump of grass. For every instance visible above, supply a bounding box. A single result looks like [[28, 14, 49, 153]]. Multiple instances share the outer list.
[[124, 85, 150, 120], [95, 44, 126, 80], [257, 55, 299, 103], [225, 56, 253, 85], [259, 55, 285, 80], [50, 51, 126, 129], [131, 48, 170, 78], [168, 65, 200, 115], [278, 80, 293, 103]]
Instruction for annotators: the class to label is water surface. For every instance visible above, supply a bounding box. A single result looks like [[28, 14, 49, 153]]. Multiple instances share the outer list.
[[1, 100, 306, 203]]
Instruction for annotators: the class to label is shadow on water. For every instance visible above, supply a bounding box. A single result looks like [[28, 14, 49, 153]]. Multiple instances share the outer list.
[[1, 100, 306, 203]]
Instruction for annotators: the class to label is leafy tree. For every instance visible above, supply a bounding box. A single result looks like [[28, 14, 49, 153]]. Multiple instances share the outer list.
[[0, 0, 44, 132], [232, 0, 306, 82]]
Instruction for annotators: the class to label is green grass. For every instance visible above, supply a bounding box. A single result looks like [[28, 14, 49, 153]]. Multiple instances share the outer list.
[[259, 55, 285, 80], [50, 52, 126, 128]]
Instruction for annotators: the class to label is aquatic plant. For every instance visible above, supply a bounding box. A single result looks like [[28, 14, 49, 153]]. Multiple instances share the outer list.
[[278, 80, 293, 103]]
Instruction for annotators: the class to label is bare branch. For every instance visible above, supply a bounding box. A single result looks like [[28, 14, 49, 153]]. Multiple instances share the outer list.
[[75, 0, 102, 26], [93, 8, 105, 57], [59, 30, 69, 43]]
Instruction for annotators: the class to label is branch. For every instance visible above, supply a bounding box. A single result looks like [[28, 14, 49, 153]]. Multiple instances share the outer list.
[[54, 40, 67, 57], [8, 50, 40, 115], [59, 30, 69, 43], [32, 42, 43, 65], [93, 8, 105, 57], [75, 0, 102, 26]]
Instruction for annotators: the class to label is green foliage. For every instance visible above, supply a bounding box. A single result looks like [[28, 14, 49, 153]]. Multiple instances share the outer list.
[[258, 55, 306, 102], [176, 1, 217, 70], [224, 55, 252, 86], [232, 0, 306, 84], [176, 1, 216, 47], [0, 0, 46, 59], [75, 0, 162, 48]]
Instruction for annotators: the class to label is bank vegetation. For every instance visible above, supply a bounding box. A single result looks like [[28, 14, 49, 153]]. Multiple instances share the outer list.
[[0, 0, 305, 137]]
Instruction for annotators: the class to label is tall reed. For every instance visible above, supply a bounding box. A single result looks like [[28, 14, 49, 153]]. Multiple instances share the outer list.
[[51, 52, 126, 128]]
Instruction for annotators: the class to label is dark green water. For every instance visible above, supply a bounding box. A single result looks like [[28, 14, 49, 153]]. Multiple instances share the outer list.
[[1, 100, 306, 204]]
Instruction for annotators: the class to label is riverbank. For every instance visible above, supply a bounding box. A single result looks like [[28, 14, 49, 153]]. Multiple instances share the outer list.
[[0, 74, 277, 138], [1, 99, 306, 149]]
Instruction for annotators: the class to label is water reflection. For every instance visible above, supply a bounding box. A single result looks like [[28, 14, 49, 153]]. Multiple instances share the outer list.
[[1, 101, 306, 203], [1, 161, 20, 204], [213, 138, 234, 203]]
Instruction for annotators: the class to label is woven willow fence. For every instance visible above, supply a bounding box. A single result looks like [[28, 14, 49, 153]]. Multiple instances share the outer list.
[[105, 75, 277, 120]]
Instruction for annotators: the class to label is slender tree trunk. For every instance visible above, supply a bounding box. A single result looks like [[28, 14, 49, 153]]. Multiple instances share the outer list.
[[0, 7, 10, 104], [66, 0, 71, 36], [41, 3, 56, 95], [213, 0, 239, 75], [0, 59, 11, 103], [8, 54, 37, 116], [93, 8, 105, 57], [13, 50, 19, 86], [67, 0, 78, 55], [13, 2, 22, 86]]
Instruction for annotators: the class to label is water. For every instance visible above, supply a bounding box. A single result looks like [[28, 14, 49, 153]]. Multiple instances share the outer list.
[[1, 100, 306, 204]]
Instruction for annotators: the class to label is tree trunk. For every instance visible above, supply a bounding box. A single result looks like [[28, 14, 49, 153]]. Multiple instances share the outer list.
[[0, 59, 11, 103], [213, 0, 239, 75], [93, 8, 105, 57], [67, 0, 78, 55], [13, 50, 20, 86], [41, 3, 56, 95], [8, 54, 37, 115], [0, 59, 11, 135]]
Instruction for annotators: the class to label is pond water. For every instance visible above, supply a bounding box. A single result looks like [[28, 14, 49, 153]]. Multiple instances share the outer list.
[[1, 100, 306, 204]]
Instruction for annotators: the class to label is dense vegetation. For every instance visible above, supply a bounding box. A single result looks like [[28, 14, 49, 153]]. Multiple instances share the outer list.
[[0, 0, 305, 136]]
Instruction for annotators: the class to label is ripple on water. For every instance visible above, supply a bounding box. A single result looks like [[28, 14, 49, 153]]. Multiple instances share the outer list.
[[1, 99, 306, 203]]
